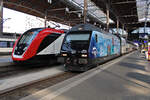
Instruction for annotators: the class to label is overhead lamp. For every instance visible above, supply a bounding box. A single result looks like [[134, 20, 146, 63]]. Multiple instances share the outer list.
[[65, 7, 69, 12], [86, 18, 90, 22], [81, 10, 84, 15], [78, 13, 81, 18], [48, 0, 52, 4]]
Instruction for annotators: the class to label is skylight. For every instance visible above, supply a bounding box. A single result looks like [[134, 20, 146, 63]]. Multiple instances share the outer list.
[[68, 0, 114, 24], [136, 0, 150, 22], [132, 27, 150, 34]]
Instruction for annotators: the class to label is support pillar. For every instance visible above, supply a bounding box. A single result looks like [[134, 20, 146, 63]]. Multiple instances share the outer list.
[[117, 20, 119, 34], [44, 11, 47, 28], [44, 16, 47, 28], [126, 29, 128, 39], [0, 0, 3, 35], [83, 0, 87, 24], [106, 5, 109, 32], [122, 24, 124, 35]]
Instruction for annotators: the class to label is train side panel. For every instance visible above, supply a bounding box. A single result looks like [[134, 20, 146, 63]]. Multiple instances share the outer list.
[[89, 31, 120, 65], [121, 38, 127, 54], [37, 34, 65, 55]]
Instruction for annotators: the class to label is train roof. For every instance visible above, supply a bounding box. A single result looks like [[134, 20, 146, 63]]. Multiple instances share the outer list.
[[69, 24, 115, 35], [69, 24, 102, 32], [68, 24, 123, 40], [26, 27, 65, 33]]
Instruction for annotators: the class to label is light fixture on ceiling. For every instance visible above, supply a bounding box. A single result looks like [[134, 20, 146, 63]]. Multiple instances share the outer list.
[[65, 7, 69, 13], [78, 13, 81, 18], [86, 18, 90, 22], [48, 0, 52, 4]]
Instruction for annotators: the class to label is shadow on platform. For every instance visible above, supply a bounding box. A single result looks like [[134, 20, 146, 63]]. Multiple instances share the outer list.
[[103, 70, 150, 90], [127, 72, 150, 85], [119, 62, 145, 71]]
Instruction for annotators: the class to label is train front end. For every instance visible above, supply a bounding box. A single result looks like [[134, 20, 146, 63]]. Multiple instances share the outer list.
[[61, 31, 91, 71], [12, 28, 64, 63], [12, 28, 43, 62]]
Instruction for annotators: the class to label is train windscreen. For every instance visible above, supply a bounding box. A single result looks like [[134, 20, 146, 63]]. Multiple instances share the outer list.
[[62, 31, 91, 52], [18, 28, 42, 45]]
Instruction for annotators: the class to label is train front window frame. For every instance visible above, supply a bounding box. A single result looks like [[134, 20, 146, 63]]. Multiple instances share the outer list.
[[18, 28, 43, 45], [62, 31, 91, 52], [65, 33, 90, 42]]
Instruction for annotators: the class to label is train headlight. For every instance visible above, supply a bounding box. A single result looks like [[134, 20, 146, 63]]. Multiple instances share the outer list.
[[62, 54, 67, 56], [81, 54, 87, 57]]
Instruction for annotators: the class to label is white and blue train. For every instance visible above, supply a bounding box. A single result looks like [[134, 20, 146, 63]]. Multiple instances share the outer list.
[[60, 24, 135, 71]]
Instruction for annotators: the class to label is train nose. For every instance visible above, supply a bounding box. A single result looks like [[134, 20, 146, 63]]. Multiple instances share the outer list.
[[14, 44, 27, 55]]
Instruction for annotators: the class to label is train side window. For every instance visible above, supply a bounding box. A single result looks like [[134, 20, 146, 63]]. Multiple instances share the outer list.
[[37, 33, 61, 53], [95, 34, 98, 43]]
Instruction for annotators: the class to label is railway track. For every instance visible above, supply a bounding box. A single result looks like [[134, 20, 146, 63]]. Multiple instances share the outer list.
[[0, 63, 55, 79], [0, 72, 79, 100], [0, 62, 79, 100]]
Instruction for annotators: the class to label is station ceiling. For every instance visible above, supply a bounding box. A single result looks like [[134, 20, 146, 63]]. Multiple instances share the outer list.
[[3, 0, 150, 33]]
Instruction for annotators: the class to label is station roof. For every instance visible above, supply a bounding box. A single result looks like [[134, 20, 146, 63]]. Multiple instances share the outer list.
[[92, 0, 150, 32], [3, 0, 150, 32], [4, 0, 109, 27]]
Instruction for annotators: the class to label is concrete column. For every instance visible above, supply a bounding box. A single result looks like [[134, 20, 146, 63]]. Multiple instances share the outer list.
[[0, 0, 3, 35], [122, 24, 124, 35], [44, 15, 47, 28], [106, 5, 109, 32], [126, 29, 128, 39], [83, 0, 87, 24], [117, 20, 119, 34], [44, 11, 47, 28]]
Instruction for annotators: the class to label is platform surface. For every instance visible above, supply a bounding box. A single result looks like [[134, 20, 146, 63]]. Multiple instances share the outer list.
[[22, 51, 150, 100], [0, 48, 12, 55], [0, 55, 13, 67], [0, 65, 64, 94], [0, 55, 12, 63]]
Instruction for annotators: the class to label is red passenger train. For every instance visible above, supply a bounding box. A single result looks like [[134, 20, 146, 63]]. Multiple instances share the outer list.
[[12, 28, 65, 63]]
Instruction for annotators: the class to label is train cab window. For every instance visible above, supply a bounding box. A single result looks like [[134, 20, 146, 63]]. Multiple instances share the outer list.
[[18, 28, 42, 45], [95, 34, 98, 43], [37, 33, 61, 53], [62, 32, 90, 51]]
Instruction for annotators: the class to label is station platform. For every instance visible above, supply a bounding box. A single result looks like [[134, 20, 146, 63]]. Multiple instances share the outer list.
[[0, 55, 12, 62], [0, 55, 13, 67], [0, 65, 64, 94], [22, 51, 150, 100], [0, 48, 12, 55]]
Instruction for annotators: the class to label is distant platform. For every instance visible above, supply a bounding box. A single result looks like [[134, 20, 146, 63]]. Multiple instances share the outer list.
[[0, 48, 12, 55], [22, 51, 150, 100]]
